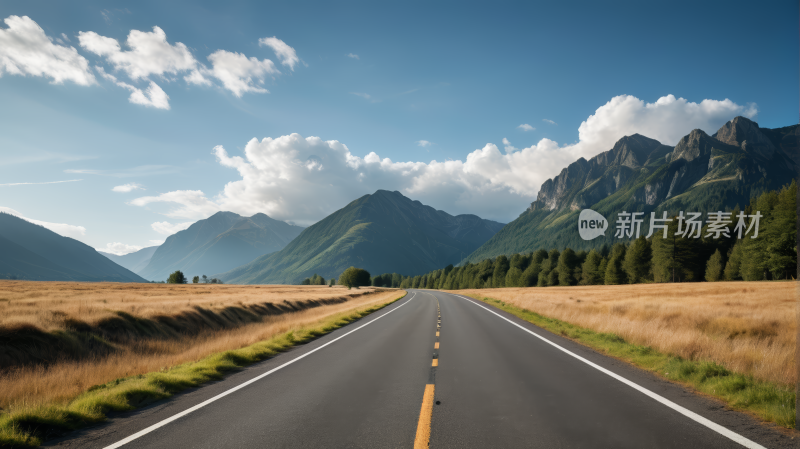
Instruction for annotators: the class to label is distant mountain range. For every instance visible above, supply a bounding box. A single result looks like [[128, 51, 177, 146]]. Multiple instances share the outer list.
[[467, 116, 799, 262], [219, 190, 505, 284], [99, 246, 158, 273], [0, 213, 146, 282], [138, 212, 304, 281]]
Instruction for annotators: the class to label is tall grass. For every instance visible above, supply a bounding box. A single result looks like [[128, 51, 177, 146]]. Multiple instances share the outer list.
[[0, 288, 405, 447], [458, 282, 795, 387]]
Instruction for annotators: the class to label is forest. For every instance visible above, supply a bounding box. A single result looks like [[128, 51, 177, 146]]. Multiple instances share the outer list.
[[370, 181, 797, 290]]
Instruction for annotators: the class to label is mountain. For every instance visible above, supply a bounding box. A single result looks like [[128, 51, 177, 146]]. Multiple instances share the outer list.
[[467, 117, 799, 261], [138, 212, 304, 281], [0, 213, 146, 282], [99, 246, 158, 273], [219, 190, 506, 284]]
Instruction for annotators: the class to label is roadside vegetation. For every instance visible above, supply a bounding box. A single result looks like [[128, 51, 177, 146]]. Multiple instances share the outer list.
[[0, 282, 404, 447], [461, 282, 795, 428]]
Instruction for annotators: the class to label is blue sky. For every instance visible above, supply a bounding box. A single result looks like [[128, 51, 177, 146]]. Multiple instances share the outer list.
[[0, 0, 797, 254]]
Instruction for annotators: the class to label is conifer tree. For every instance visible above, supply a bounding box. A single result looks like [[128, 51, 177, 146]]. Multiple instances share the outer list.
[[724, 243, 743, 280], [705, 249, 723, 282], [580, 250, 603, 285], [557, 248, 578, 286], [623, 236, 652, 283]]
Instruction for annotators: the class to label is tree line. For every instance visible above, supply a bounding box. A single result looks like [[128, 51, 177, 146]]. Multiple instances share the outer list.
[[370, 181, 797, 289]]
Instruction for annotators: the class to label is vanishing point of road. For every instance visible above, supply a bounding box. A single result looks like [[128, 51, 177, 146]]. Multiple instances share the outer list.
[[49, 290, 796, 448]]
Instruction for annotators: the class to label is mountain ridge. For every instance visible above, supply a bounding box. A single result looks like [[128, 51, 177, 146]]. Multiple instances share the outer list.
[[466, 116, 798, 262], [219, 190, 505, 284]]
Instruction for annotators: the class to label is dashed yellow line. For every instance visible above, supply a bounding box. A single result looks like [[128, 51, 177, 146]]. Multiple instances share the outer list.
[[436, 331, 439, 337], [432, 359, 438, 367], [414, 384, 435, 449], [434, 342, 439, 349]]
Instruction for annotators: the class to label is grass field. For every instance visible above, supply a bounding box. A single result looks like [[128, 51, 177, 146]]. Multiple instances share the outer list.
[[0, 281, 403, 415], [460, 281, 797, 427]]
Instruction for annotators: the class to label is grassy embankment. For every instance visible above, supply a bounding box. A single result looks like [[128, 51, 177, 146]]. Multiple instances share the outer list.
[[0, 281, 406, 447], [461, 282, 796, 428]]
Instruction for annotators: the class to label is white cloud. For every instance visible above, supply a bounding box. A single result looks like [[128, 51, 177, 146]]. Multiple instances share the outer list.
[[79, 26, 197, 80], [128, 94, 757, 223], [202, 50, 278, 97], [95, 66, 170, 109], [149, 239, 164, 246], [0, 15, 95, 85], [416, 140, 432, 147], [98, 242, 142, 256], [350, 92, 371, 100], [0, 207, 86, 239], [517, 124, 535, 131], [60, 33, 70, 42], [346, 53, 359, 60], [150, 220, 193, 235], [112, 182, 144, 192], [502, 138, 517, 153], [131, 190, 219, 219], [542, 119, 557, 125], [258, 36, 299, 70]]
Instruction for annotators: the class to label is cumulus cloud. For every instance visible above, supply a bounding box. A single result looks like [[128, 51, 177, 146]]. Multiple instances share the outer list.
[[346, 53, 359, 60], [542, 119, 557, 125], [98, 242, 142, 256], [149, 239, 165, 246], [198, 50, 278, 97], [517, 124, 535, 131], [0, 207, 86, 239], [151, 221, 193, 235], [258, 36, 299, 70], [0, 15, 95, 85], [112, 182, 144, 192], [416, 140, 432, 147], [79, 26, 196, 80], [96, 66, 169, 109], [129, 94, 757, 223]]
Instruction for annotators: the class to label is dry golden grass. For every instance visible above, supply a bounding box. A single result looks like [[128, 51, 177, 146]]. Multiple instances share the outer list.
[[0, 280, 380, 331], [460, 282, 796, 387], [0, 281, 403, 412]]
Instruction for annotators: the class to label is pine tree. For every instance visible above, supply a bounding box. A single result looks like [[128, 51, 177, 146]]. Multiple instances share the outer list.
[[604, 243, 627, 285], [493, 255, 510, 287], [557, 248, 578, 286], [580, 250, 603, 285], [505, 266, 522, 287], [623, 236, 652, 283], [724, 243, 743, 280], [547, 269, 559, 286], [705, 249, 723, 282]]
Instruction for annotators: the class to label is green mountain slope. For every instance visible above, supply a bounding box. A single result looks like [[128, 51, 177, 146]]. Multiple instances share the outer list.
[[219, 190, 505, 284], [0, 213, 146, 282], [138, 212, 304, 281], [466, 117, 798, 262], [98, 246, 158, 273]]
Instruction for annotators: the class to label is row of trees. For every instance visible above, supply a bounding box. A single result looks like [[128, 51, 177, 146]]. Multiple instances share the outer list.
[[369, 181, 796, 289], [301, 273, 327, 285], [163, 271, 223, 284]]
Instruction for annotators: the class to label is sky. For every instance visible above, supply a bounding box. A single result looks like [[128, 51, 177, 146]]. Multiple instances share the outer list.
[[0, 0, 797, 255]]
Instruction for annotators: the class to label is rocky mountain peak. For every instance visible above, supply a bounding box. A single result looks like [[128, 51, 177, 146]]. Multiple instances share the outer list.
[[713, 116, 775, 160]]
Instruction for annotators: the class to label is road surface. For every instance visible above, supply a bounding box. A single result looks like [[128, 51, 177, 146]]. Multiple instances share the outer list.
[[49, 290, 795, 448]]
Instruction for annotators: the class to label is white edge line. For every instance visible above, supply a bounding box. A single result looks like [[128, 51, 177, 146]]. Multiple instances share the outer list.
[[103, 292, 416, 449], [452, 294, 767, 449]]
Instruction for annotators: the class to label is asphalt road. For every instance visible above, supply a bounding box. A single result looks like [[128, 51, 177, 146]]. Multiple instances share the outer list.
[[49, 290, 796, 449]]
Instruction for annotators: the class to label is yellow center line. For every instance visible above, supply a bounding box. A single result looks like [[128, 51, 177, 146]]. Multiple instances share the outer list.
[[414, 384, 435, 449], [432, 359, 438, 367], [436, 331, 439, 337], [434, 342, 439, 349]]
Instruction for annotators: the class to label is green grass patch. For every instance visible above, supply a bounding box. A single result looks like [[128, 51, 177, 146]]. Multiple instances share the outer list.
[[0, 293, 405, 447], [466, 294, 795, 428]]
